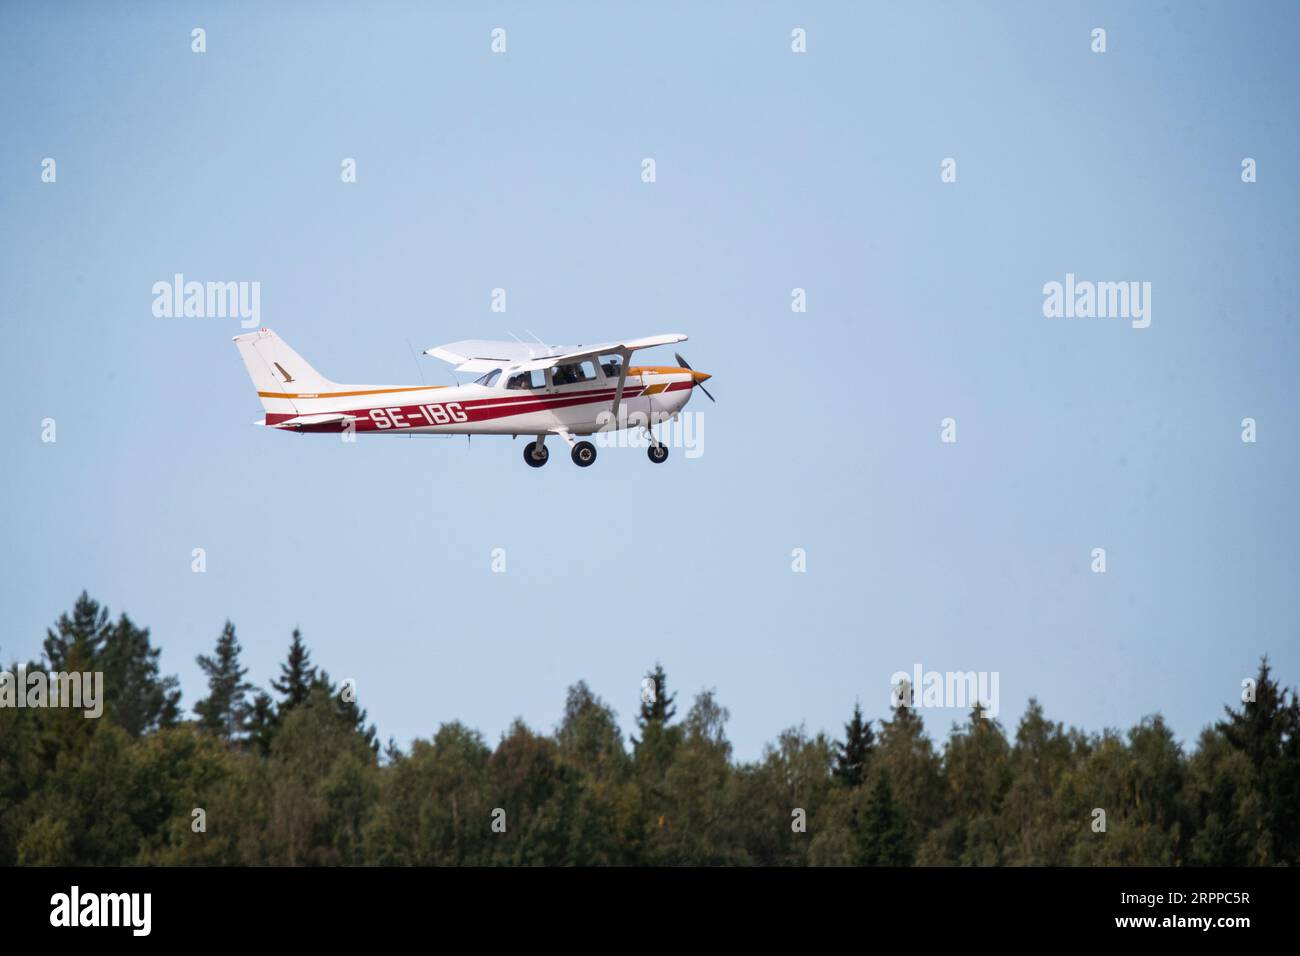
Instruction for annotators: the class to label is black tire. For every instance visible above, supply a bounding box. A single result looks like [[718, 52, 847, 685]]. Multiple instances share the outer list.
[[571, 441, 597, 467], [647, 444, 669, 464], [524, 441, 549, 467]]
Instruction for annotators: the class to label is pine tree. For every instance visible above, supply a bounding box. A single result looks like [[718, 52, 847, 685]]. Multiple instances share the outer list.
[[100, 612, 181, 736], [44, 595, 181, 736], [633, 662, 676, 740], [629, 663, 682, 855], [270, 629, 317, 712], [832, 702, 875, 787], [1218, 657, 1300, 863], [245, 692, 278, 756], [193, 621, 255, 742], [43, 591, 110, 672], [857, 775, 913, 866]]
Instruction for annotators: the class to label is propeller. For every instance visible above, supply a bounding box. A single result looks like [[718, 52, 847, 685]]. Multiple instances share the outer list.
[[674, 352, 716, 403]]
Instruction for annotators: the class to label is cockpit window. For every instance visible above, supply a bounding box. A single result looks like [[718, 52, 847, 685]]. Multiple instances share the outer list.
[[473, 368, 502, 387], [600, 355, 623, 380], [507, 370, 545, 389]]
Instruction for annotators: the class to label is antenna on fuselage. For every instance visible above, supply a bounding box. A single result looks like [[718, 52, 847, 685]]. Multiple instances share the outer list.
[[405, 338, 427, 387], [506, 330, 535, 358]]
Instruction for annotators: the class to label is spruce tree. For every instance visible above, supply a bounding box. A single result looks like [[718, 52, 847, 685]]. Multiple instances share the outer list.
[[41, 593, 180, 737], [857, 775, 913, 866], [245, 692, 278, 756], [43, 591, 110, 672], [270, 629, 317, 712], [630, 663, 682, 848], [833, 702, 875, 787], [1218, 657, 1300, 863], [194, 621, 255, 742], [98, 610, 181, 736], [634, 662, 676, 738]]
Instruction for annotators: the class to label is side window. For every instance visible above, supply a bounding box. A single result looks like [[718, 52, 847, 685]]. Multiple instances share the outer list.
[[473, 368, 502, 387], [599, 355, 623, 380], [553, 363, 595, 386], [506, 370, 547, 390]]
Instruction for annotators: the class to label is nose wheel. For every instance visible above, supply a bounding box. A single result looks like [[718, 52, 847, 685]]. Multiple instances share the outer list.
[[571, 441, 597, 467], [647, 443, 669, 464], [524, 440, 549, 467]]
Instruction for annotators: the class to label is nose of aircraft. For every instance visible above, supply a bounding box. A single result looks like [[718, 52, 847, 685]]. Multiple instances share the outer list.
[[672, 352, 715, 402]]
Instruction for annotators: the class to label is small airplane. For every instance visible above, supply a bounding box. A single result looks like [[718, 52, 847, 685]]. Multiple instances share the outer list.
[[232, 328, 713, 466]]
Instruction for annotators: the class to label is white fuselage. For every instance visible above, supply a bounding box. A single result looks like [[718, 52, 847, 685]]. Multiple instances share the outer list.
[[262, 367, 699, 437]]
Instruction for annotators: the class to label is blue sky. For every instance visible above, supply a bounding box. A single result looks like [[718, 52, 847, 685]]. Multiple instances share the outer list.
[[2, 1, 1297, 759]]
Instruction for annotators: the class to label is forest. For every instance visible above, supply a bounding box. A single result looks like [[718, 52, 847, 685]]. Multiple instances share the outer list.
[[1, 592, 1296, 866]]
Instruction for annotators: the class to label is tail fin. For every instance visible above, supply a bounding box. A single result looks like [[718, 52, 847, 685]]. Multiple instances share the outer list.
[[232, 328, 338, 417]]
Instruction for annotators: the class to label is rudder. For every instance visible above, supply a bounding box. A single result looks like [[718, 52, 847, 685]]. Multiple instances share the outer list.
[[232, 328, 338, 416]]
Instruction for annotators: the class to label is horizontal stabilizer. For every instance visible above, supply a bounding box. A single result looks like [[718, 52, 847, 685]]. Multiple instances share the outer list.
[[268, 413, 355, 430]]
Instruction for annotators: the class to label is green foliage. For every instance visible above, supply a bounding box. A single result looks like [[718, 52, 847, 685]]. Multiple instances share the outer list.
[[857, 775, 913, 866], [193, 621, 254, 743], [1217, 658, 1300, 863], [635, 662, 676, 732], [832, 703, 874, 788], [362, 722, 492, 865], [993, 699, 1080, 864], [244, 692, 277, 757], [270, 628, 316, 712], [917, 703, 1011, 865], [3, 595, 1298, 867], [259, 684, 378, 865], [43, 592, 180, 736]]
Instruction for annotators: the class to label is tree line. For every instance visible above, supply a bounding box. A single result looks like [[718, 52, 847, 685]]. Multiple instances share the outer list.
[[1, 592, 1296, 866]]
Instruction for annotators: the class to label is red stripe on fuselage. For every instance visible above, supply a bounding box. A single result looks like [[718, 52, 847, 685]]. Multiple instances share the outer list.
[[264, 382, 691, 432]]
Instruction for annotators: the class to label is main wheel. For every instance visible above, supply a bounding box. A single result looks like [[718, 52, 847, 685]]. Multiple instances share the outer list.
[[571, 441, 597, 467], [524, 441, 549, 467], [647, 444, 669, 464]]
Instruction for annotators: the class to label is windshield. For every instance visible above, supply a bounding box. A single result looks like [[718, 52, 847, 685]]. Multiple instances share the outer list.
[[472, 368, 502, 387]]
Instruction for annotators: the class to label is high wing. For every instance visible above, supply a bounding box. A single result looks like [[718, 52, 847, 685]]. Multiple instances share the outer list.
[[423, 339, 554, 374], [424, 334, 688, 373]]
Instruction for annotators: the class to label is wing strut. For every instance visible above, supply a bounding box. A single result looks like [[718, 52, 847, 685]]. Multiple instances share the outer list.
[[609, 348, 631, 423]]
